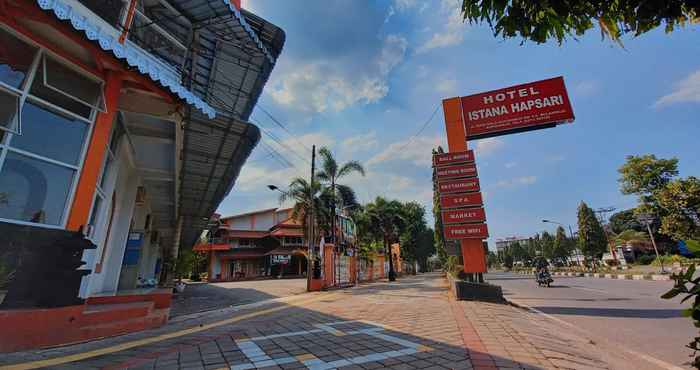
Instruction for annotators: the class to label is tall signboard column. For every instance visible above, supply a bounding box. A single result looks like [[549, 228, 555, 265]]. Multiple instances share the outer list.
[[435, 95, 489, 274], [439, 76, 575, 277]]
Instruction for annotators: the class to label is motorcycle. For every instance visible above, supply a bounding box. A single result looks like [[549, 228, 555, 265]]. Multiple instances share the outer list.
[[536, 269, 553, 287]]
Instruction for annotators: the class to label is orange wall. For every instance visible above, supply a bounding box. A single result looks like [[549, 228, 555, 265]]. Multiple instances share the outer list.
[[66, 72, 123, 231]]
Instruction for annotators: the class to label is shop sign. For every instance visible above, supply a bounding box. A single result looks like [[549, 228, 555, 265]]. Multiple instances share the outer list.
[[443, 223, 489, 240], [433, 150, 474, 167], [438, 178, 480, 194], [440, 192, 483, 209], [461, 77, 574, 140], [436, 163, 478, 179], [441, 208, 486, 225]]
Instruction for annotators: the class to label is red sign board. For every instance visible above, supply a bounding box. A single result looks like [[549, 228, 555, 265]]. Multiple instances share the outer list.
[[433, 150, 474, 167], [444, 223, 489, 240], [461, 77, 574, 140], [440, 192, 483, 209], [435, 163, 477, 180], [442, 208, 486, 225], [438, 178, 480, 194]]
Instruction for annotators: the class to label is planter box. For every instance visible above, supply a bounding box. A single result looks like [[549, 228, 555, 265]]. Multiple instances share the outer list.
[[447, 274, 504, 302]]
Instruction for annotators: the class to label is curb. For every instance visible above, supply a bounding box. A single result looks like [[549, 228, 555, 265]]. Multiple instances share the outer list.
[[512, 271, 671, 281]]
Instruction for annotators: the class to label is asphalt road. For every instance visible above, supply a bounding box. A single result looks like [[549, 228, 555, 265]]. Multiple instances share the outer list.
[[487, 271, 695, 369]]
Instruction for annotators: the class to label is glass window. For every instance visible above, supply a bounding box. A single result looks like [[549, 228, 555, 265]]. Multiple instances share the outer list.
[[44, 56, 104, 111], [29, 75, 92, 119], [0, 151, 75, 225], [0, 90, 19, 132], [0, 29, 37, 89], [12, 101, 88, 165]]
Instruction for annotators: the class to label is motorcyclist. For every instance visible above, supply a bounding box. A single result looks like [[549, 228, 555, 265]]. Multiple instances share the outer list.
[[535, 257, 549, 279]]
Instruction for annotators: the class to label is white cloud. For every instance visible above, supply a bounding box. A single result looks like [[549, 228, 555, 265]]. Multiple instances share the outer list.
[[495, 176, 538, 188], [504, 161, 518, 169], [573, 80, 599, 97], [237, 132, 335, 191], [269, 35, 407, 113], [474, 138, 504, 157], [340, 131, 379, 154], [654, 69, 700, 108], [416, 1, 465, 53], [366, 135, 446, 167], [436, 78, 457, 95], [393, 0, 418, 11]]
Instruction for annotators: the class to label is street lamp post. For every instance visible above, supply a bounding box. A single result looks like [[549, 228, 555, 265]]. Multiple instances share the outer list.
[[542, 219, 577, 265]]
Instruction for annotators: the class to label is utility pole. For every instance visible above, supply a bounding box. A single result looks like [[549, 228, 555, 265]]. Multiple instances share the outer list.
[[638, 214, 665, 274], [595, 207, 617, 263], [307, 145, 316, 292]]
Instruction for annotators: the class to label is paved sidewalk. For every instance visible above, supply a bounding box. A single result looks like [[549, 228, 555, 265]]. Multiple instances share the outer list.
[[0, 273, 613, 370]]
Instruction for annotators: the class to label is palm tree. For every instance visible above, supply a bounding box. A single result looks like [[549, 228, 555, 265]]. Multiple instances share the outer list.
[[366, 197, 405, 281], [316, 147, 365, 243], [279, 178, 322, 252]]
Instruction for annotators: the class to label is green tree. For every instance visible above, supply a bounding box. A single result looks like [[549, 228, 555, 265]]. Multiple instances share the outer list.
[[366, 197, 405, 281], [461, 1, 700, 44], [552, 226, 572, 264], [609, 209, 644, 234], [399, 202, 434, 273], [316, 147, 365, 242], [432, 147, 448, 263], [279, 178, 322, 245], [657, 177, 700, 241], [618, 154, 679, 214], [614, 229, 650, 245], [577, 201, 608, 262], [416, 228, 436, 273], [541, 231, 555, 260]]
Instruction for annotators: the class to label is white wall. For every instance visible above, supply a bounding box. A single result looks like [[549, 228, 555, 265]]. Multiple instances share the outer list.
[[85, 141, 139, 295], [255, 212, 274, 230]]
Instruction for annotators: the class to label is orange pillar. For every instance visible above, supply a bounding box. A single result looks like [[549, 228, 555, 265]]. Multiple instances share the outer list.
[[442, 98, 487, 273], [66, 71, 123, 231]]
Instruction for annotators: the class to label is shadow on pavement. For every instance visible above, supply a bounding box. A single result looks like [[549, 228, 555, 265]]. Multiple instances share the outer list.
[[532, 306, 683, 319], [0, 274, 555, 370], [170, 278, 306, 317]]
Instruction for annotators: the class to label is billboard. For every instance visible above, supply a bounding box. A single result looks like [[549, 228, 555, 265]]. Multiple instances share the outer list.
[[441, 208, 486, 225], [435, 163, 478, 180], [461, 77, 574, 140], [433, 150, 474, 167], [444, 223, 489, 240], [437, 178, 480, 194], [440, 192, 483, 209]]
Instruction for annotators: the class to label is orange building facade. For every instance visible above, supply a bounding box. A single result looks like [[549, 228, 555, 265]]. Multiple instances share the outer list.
[[0, 0, 284, 352]]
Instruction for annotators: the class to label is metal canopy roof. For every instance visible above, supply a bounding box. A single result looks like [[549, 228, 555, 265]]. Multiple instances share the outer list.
[[178, 109, 260, 251]]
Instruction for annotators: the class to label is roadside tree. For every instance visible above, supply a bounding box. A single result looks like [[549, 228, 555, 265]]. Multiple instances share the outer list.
[[577, 201, 608, 263], [461, 1, 700, 44]]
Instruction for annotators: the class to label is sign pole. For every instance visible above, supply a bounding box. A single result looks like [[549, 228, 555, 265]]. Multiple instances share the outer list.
[[442, 98, 487, 280]]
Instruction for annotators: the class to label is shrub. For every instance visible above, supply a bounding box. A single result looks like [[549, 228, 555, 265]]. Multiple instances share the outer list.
[[652, 255, 690, 266], [662, 265, 700, 368], [637, 255, 655, 265]]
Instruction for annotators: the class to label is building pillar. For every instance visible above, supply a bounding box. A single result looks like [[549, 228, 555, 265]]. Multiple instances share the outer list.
[[66, 71, 123, 231]]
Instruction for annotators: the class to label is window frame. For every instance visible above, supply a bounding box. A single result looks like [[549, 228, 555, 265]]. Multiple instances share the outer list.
[[0, 26, 105, 229]]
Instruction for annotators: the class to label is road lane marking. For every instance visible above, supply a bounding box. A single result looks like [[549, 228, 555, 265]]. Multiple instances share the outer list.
[[0, 293, 336, 370], [509, 299, 687, 370]]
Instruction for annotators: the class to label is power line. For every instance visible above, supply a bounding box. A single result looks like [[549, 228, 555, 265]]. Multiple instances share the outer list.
[[396, 104, 440, 152], [251, 117, 311, 165], [255, 105, 312, 152]]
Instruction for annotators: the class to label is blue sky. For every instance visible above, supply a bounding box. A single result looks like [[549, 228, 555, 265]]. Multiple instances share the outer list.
[[219, 0, 700, 247]]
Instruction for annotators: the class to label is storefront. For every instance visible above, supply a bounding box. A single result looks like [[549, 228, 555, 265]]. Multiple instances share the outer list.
[[0, 0, 284, 352]]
